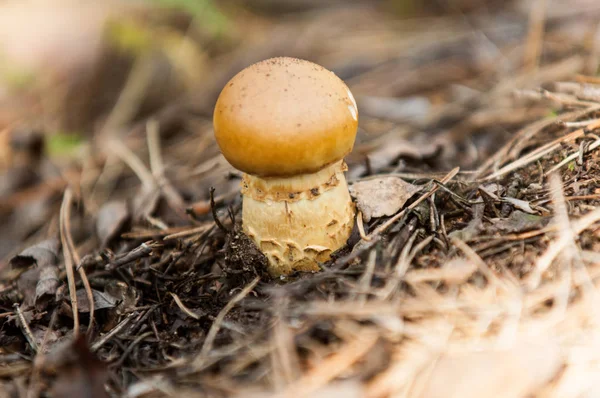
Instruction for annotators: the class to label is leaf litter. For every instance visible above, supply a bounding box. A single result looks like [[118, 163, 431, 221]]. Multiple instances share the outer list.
[[350, 176, 422, 222], [1, 1, 600, 398]]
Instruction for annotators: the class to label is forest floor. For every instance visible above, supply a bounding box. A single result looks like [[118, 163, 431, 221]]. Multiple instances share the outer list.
[[1, 1, 600, 397]]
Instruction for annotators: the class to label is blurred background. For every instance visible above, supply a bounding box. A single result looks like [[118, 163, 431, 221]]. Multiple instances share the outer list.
[[1, 0, 599, 260], [2, 2, 600, 397]]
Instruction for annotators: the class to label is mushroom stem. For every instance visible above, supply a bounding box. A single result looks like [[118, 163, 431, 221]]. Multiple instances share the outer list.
[[241, 160, 355, 276]]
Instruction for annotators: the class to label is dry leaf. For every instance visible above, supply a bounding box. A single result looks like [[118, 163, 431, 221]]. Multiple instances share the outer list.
[[35, 265, 60, 311], [491, 211, 548, 233], [9, 238, 59, 269], [17, 267, 42, 308], [449, 203, 484, 241], [105, 281, 139, 315], [350, 176, 422, 222], [76, 289, 118, 313], [11, 238, 60, 307], [502, 197, 536, 214]]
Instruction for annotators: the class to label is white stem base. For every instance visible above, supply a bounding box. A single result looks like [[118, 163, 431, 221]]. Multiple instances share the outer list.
[[241, 161, 355, 276]]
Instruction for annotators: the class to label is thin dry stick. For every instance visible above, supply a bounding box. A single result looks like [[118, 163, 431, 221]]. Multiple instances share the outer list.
[[147, 119, 186, 216], [102, 55, 154, 132], [170, 293, 200, 320], [147, 119, 164, 176], [88, 153, 125, 214], [524, 0, 547, 72], [475, 118, 552, 178], [379, 229, 421, 300], [163, 223, 212, 240], [60, 188, 95, 336], [91, 312, 137, 352], [109, 140, 155, 190], [452, 237, 505, 288], [13, 303, 38, 353], [356, 211, 369, 241], [542, 89, 598, 108], [561, 118, 600, 128], [304, 301, 401, 318], [59, 188, 79, 337], [526, 207, 600, 290], [546, 136, 600, 175], [553, 175, 595, 305], [356, 250, 377, 304], [278, 331, 379, 398], [404, 260, 477, 284], [523, 261, 600, 311], [475, 106, 600, 178], [546, 175, 577, 316], [110, 331, 154, 369], [396, 234, 430, 279], [193, 277, 260, 368], [484, 119, 600, 181]]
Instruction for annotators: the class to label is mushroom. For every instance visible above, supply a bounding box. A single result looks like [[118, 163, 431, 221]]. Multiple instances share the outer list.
[[213, 57, 358, 276]]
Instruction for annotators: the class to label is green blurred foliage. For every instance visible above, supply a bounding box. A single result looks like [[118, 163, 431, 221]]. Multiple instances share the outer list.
[[106, 16, 208, 88], [149, 0, 230, 36], [107, 19, 154, 55], [46, 133, 83, 158]]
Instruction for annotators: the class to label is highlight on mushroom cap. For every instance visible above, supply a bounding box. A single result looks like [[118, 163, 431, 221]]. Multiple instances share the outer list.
[[213, 57, 358, 177]]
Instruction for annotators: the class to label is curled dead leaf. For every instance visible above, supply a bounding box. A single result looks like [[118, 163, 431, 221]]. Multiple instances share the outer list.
[[350, 176, 422, 222], [35, 265, 60, 311], [9, 238, 59, 269], [76, 289, 118, 313], [502, 197, 537, 214], [105, 281, 139, 315], [10, 238, 60, 307]]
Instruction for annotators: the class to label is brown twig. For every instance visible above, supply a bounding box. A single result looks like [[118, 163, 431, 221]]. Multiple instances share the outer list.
[[13, 303, 38, 354], [105, 241, 159, 270], [193, 277, 260, 368], [523, 0, 548, 72], [209, 187, 230, 233], [483, 119, 600, 181], [147, 119, 187, 217], [91, 312, 137, 352], [59, 188, 80, 337], [170, 293, 200, 320]]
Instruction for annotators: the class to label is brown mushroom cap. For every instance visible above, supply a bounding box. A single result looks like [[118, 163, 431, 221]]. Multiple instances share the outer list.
[[213, 57, 358, 177]]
